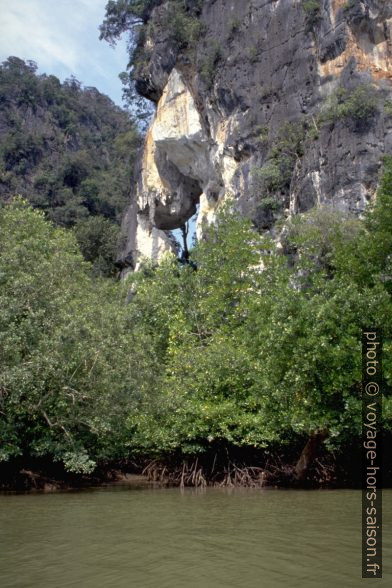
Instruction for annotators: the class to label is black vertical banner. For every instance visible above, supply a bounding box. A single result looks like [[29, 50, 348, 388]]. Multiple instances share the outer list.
[[362, 329, 382, 579]]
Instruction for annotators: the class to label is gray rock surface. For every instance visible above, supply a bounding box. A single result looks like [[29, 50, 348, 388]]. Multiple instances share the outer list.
[[118, 0, 392, 271]]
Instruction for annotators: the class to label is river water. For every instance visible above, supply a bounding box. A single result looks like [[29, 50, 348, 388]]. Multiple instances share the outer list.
[[0, 486, 391, 587]]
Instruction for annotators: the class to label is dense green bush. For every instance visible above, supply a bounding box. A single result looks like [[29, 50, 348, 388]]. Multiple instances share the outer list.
[[252, 162, 283, 194], [0, 199, 160, 470], [74, 216, 120, 277], [384, 100, 392, 117], [251, 121, 306, 220], [321, 84, 379, 128], [163, 1, 204, 50]]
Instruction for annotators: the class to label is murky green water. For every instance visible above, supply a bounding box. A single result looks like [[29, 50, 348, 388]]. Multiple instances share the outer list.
[[0, 486, 391, 587]]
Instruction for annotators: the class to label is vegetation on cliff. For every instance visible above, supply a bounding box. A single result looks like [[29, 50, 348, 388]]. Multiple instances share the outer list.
[[0, 57, 140, 275], [1, 160, 392, 485], [100, 0, 205, 104]]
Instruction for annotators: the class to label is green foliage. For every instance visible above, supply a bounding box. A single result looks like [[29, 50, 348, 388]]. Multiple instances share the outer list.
[[343, 0, 356, 12], [258, 195, 281, 213], [252, 121, 306, 219], [252, 162, 283, 194], [302, 0, 322, 29], [320, 84, 379, 129], [99, 0, 160, 42], [256, 125, 269, 144], [163, 1, 204, 50], [0, 57, 140, 274], [0, 199, 159, 471], [2, 162, 392, 470], [249, 47, 259, 63], [384, 100, 392, 117], [74, 217, 120, 277], [199, 41, 222, 89], [125, 208, 278, 452], [228, 18, 241, 36], [101, 0, 204, 84], [271, 120, 306, 160], [361, 155, 392, 293]]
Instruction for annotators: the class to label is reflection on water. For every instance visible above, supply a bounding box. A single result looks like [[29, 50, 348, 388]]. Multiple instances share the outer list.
[[0, 487, 391, 587]]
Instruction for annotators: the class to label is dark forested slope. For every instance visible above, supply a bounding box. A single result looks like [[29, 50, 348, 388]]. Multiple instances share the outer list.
[[0, 57, 140, 274]]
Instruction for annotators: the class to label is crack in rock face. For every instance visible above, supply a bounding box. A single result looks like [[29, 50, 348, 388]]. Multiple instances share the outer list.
[[119, 0, 392, 272]]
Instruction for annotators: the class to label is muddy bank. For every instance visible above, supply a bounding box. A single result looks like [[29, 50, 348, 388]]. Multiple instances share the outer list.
[[0, 458, 147, 492], [3, 438, 388, 492]]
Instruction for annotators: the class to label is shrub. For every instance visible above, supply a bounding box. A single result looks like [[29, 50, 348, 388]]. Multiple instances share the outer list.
[[384, 100, 392, 117], [252, 121, 306, 198], [199, 41, 222, 89], [343, 0, 356, 12], [253, 162, 282, 194], [228, 18, 241, 36], [302, 0, 321, 29], [342, 85, 379, 121], [249, 47, 258, 63], [256, 125, 269, 144], [321, 84, 379, 129], [163, 1, 204, 50], [258, 195, 281, 212], [100, 0, 205, 73]]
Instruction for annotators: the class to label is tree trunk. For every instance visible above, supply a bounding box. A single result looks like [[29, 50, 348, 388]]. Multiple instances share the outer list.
[[181, 223, 189, 261], [294, 429, 328, 482]]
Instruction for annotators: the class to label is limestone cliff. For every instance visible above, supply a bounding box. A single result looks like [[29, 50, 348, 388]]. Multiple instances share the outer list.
[[118, 0, 392, 271]]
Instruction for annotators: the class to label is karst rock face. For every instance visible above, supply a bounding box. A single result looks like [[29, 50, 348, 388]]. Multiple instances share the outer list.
[[118, 0, 392, 272]]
